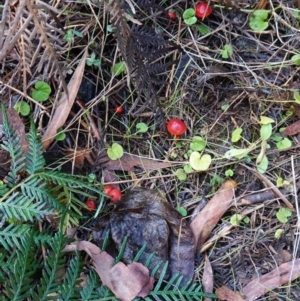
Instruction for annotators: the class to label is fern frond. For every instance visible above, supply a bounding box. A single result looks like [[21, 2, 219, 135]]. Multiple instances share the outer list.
[[38, 171, 102, 196], [0, 192, 53, 222], [0, 182, 10, 197], [60, 254, 82, 300], [25, 119, 45, 175], [0, 223, 31, 251], [1, 106, 25, 186], [21, 177, 68, 212], [33, 232, 67, 301], [5, 232, 39, 301], [80, 270, 101, 301]]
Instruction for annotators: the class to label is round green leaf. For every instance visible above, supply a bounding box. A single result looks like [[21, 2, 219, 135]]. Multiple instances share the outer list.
[[190, 136, 206, 151], [276, 137, 292, 150], [107, 143, 124, 160], [111, 61, 126, 76], [276, 208, 292, 224], [189, 152, 211, 171], [253, 9, 269, 20], [183, 8, 195, 19], [231, 128, 243, 142], [14, 101, 30, 116], [260, 123, 272, 141], [184, 16, 197, 25], [291, 54, 300, 66], [230, 214, 242, 226], [31, 81, 51, 102], [175, 168, 187, 181], [274, 229, 284, 239], [136, 122, 148, 133], [243, 217, 250, 224], [184, 164, 194, 174], [225, 169, 234, 177], [55, 128, 66, 141], [177, 206, 187, 217], [249, 19, 268, 31]]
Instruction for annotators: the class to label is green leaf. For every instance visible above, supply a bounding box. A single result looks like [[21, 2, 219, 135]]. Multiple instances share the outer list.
[[183, 8, 195, 19], [55, 128, 66, 141], [107, 143, 124, 160], [274, 229, 284, 239], [177, 206, 187, 217], [183, 164, 194, 174], [276, 208, 292, 223], [136, 122, 148, 133], [253, 9, 269, 20], [243, 216, 250, 224], [224, 148, 250, 159], [190, 136, 206, 151], [225, 169, 234, 177], [231, 128, 243, 142], [220, 44, 233, 59], [230, 214, 243, 226], [260, 116, 275, 125], [14, 101, 30, 116], [197, 24, 211, 34], [111, 61, 126, 76], [221, 103, 229, 111], [184, 16, 197, 25], [294, 92, 300, 104], [249, 18, 268, 31], [86, 52, 101, 67], [256, 155, 268, 174], [31, 81, 51, 102], [276, 137, 292, 150], [189, 152, 211, 171], [260, 123, 272, 141], [291, 54, 300, 66], [175, 168, 187, 181]]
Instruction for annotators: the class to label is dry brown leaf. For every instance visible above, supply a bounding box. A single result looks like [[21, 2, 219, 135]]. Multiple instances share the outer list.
[[215, 285, 245, 301], [0, 107, 28, 153], [190, 180, 237, 250], [99, 153, 172, 171], [281, 119, 300, 137], [42, 50, 88, 150], [242, 259, 300, 301], [202, 254, 214, 301], [73, 241, 154, 301]]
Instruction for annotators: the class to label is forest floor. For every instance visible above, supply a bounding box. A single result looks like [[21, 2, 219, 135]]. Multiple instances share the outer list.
[[1, 0, 300, 300]]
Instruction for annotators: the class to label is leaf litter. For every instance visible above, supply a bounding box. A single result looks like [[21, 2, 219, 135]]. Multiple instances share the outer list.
[[2, 0, 300, 300]]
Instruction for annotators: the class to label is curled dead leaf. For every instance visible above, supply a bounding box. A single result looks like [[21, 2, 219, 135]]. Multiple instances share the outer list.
[[72, 241, 154, 301]]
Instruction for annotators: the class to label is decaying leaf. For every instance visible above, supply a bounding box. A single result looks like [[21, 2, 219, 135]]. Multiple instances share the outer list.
[[215, 285, 244, 301], [242, 259, 300, 301], [281, 119, 300, 136], [0, 107, 28, 153], [97, 153, 172, 171], [93, 187, 195, 283], [202, 255, 214, 301], [190, 180, 237, 251], [42, 50, 88, 150], [70, 240, 154, 301]]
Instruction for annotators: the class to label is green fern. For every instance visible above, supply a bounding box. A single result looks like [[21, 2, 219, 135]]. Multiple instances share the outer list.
[[0, 192, 52, 222], [80, 270, 101, 300], [25, 119, 45, 175], [0, 224, 31, 250], [32, 232, 67, 301], [60, 254, 82, 300], [4, 232, 39, 301], [1, 105, 25, 186]]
